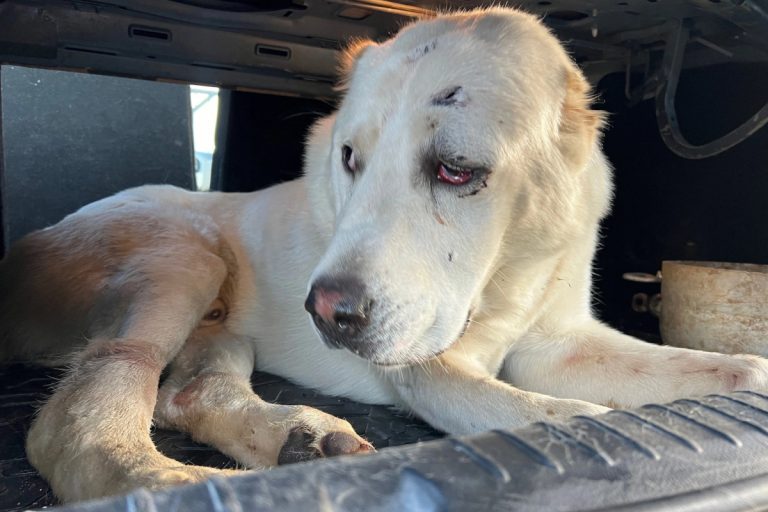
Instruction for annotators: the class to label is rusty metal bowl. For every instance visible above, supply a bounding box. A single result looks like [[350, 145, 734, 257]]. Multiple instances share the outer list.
[[660, 261, 768, 356]]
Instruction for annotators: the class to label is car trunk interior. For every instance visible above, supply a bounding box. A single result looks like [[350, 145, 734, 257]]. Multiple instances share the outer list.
[[0, 0, 767, 510]]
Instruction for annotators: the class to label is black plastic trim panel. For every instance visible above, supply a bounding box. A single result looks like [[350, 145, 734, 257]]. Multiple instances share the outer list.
[[48, 392, 768, 512]]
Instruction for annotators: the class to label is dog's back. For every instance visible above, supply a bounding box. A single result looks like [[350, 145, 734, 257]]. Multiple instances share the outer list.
[[0, 185, 224, 365], [0, 222, 111, 364]]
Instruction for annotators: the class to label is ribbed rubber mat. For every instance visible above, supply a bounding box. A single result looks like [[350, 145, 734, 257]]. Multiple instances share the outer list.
[[0, 364, 442, 511], [46, 392, 768, 512]]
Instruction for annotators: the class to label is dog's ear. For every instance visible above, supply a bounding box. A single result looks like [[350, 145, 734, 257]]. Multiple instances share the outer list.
[[558, 68, 607, 170], [336, 38, 377, 91]]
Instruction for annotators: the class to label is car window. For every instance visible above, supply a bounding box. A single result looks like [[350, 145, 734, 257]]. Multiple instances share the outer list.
[[190, 85, 219, 191]]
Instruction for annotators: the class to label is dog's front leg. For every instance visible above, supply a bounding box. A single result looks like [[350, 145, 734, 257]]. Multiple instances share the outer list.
[[154, 330, 374, 468], [502, 320, 768, 409], [388, 354, 610, 436]]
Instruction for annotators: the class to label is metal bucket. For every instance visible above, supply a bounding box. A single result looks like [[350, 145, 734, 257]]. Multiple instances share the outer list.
[[660, 261, 768, 356]]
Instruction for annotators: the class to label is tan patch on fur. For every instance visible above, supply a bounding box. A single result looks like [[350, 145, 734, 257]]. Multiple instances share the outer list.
[[681, 366, 743, 391], [82, 339, 165, 370], [563, 350, 584, 366], [559, 69, 607, 169], [214, 238, 239, 316], [563, 70, 605, 133], [172, 375, 209, 407]]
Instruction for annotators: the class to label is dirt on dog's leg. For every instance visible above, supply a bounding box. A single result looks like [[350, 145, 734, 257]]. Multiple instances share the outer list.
[[502, 320, 768, 409], [388, 354, 610, 436], [155, 330, 374, 468], [25, 252, 237, 503]]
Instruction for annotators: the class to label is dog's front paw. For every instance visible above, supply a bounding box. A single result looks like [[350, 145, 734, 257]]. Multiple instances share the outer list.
[[277, 406, 374, 465]]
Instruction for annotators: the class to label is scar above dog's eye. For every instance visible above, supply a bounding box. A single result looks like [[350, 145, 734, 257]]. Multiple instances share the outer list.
[[432, 86, 467, 106]]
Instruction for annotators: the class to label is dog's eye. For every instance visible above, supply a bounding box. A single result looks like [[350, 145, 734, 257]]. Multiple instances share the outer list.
[[342, 145, 357, 174], [437, 162, 473, 185]]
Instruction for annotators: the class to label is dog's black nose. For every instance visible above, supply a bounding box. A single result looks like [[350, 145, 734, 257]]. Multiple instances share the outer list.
[[305, 276, 373, 352]]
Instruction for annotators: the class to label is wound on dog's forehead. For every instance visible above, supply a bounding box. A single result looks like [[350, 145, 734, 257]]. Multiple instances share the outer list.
[[407, 40, 437, 62], [432, 86, 467, 107]]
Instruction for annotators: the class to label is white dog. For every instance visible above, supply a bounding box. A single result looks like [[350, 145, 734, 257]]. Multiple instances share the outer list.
[[2, 7, 767, 503]]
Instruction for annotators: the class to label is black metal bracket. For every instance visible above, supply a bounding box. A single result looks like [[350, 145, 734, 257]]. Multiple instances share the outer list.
[[655, 19, 768, 159]]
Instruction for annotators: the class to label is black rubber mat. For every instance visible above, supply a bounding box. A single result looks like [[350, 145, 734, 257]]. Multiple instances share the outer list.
[[0, 364, 443, 511], [51, 390, 768, 512]]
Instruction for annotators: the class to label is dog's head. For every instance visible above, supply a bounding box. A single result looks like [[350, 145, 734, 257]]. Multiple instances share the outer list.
[[303, 8, 609, 365]]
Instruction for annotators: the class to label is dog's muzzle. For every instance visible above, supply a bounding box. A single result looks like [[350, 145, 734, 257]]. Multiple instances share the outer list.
[[305, 275, 375, 355]]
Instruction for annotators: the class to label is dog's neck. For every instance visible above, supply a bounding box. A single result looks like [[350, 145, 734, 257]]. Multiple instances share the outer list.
[[449, 146, 610, 374]]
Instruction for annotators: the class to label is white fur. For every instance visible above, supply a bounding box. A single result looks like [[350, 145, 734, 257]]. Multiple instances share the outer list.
[[9, 8, 768, 500], [83, 7, 768, 426]]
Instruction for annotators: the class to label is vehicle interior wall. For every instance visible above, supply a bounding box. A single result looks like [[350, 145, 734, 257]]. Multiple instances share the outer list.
[[594, 61, 768, 338], [0, 70, 5, 260], [216, 91, 334, 192], [0, 65, 196, 248]]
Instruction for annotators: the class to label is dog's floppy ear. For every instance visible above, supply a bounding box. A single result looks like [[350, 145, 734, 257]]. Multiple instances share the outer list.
[[336, 38, 377, 91], [558, 68, 607, 170]]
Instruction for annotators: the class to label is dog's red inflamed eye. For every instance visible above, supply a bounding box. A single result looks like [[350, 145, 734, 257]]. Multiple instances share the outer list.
[[437, 163, 473, 185]]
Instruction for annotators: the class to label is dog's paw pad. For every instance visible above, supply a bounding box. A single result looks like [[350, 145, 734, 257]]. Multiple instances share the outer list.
[[320, 431, 375, 456], [277, 427, 321, 464]]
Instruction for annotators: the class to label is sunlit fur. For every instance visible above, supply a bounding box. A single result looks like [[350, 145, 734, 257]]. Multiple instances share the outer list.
[[3, 7, 768, 501]]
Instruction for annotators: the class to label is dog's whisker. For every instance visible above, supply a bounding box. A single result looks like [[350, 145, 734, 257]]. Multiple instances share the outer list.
[[489, 276, 512, 304], [468, 318, 504, 338]]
